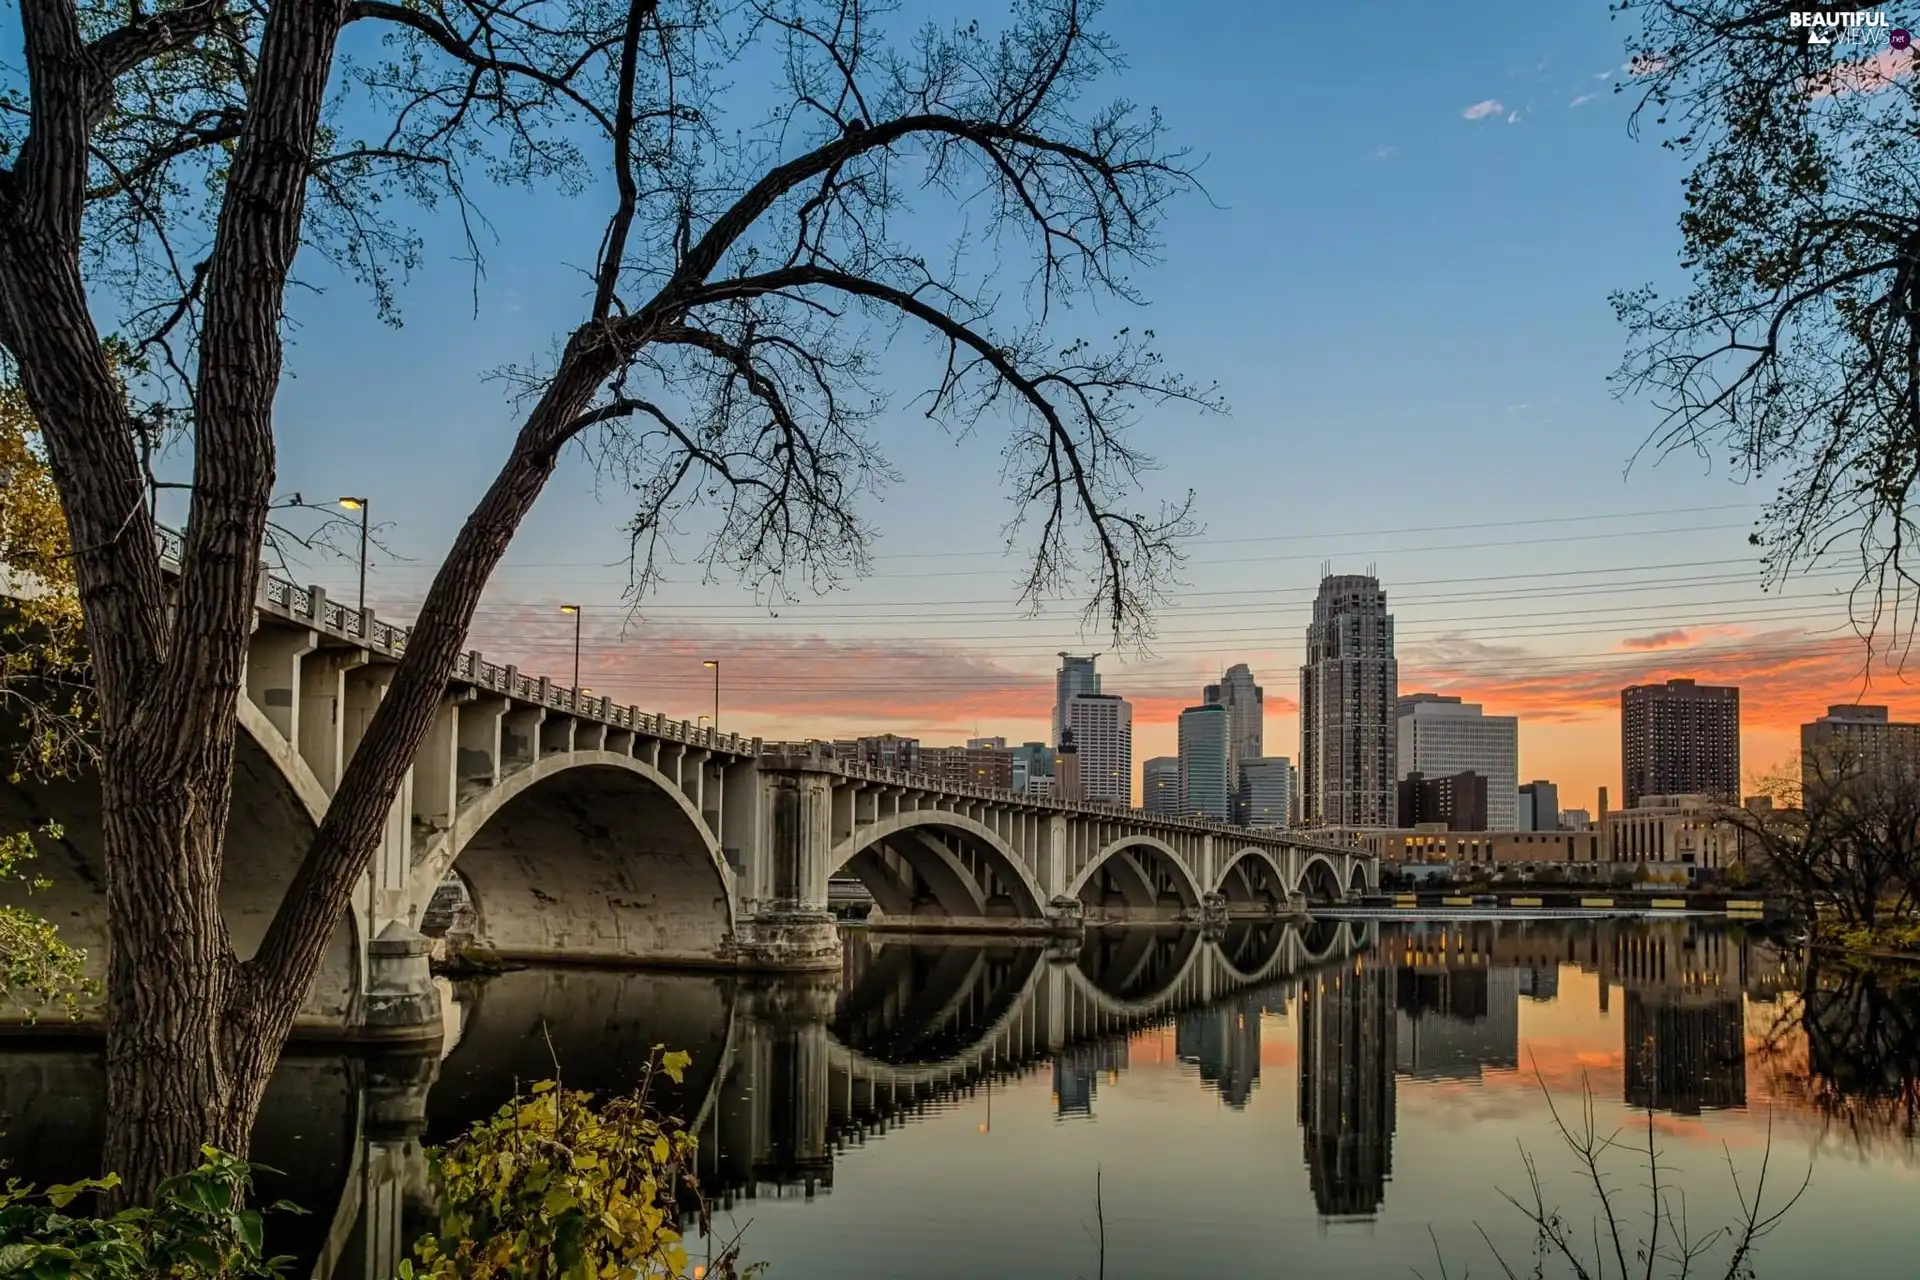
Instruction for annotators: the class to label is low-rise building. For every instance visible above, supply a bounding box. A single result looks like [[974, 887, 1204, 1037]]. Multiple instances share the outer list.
[[1602, 793, 1742, 870], [1333, 826, 1603, 867]]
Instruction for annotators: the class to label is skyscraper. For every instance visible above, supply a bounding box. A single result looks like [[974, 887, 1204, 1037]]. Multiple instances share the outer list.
[[1204, 663, 1264, 813], [1300, 573, 1399, 827], [1241, 756, 1294, 829], [1143, 757, 1181, 814], [1396, 696, 1519, 829], [1620, 678, 1740, 806], [1178, 703, 1231, 820], [1064, 692, 1132, 807], [1053, 653, 1101, 747], [1800, 704, 1920, 787]]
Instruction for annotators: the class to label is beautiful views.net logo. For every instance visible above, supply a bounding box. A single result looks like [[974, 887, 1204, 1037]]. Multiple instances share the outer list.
[[1788, 10, 1908, 46]]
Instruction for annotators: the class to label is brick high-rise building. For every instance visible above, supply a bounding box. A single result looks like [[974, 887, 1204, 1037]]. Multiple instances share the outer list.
[[1620, 678, 1740, 806], [1301, 573, 1399, 827]]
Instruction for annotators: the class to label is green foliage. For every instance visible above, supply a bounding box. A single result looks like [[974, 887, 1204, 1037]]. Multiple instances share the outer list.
[[401, 1049, 753, 1280], [0, 384, 92, 781], [0, 1148, 300, 1278], [0, 822, 93, 1018]]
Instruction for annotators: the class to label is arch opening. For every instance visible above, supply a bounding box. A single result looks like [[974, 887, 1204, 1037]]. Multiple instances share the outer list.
[[1347, 860, 1372, 897], [1074, 839, 1201, 920], [450, 762, 732, 964], [1217, 918, 1290, 980], [1298, 855, 1344, 907], [830, 815, 1045, 925], [0, 716, 358, 1028], [830, 936, 1046, 1066], [1216, 849, 1287, 913], [1076, 926, 1202, 1005]]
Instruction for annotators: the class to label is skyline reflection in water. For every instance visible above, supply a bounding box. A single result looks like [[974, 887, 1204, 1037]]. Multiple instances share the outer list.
[[0, 919, 1915, 1279]]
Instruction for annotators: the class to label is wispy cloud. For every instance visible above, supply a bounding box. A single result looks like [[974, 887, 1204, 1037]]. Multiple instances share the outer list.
[[1507, 110, 1522, 124], [1462, 98, 1504, 120], [1620, 628, 1694, 651], [1568, 92, 1598, 108], [1593, 69, 1613, 81], [1365, 143, 1398, 161]]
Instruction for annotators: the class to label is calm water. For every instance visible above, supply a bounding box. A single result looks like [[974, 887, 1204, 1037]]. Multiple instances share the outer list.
[[2, 918, 1916, 1278]]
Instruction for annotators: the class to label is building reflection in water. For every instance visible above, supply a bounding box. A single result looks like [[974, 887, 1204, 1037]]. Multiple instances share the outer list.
[[1297, 959, 1396, 1218]]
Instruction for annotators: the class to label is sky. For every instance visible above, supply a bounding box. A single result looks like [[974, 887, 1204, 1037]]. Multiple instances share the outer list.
[[227, 0, 1920, 813]]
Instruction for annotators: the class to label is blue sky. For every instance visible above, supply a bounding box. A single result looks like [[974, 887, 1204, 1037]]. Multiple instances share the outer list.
[[223, 0, 1893, 805]]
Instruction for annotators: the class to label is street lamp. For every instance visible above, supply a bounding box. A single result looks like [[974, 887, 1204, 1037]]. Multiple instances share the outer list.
[[559, 605, 581, 690], [702, 659, 719, 730], [337, 497, 369, 615]]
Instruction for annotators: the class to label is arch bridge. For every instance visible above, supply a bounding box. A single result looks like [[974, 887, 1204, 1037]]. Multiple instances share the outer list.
[[0, 530, 1375, 1042]]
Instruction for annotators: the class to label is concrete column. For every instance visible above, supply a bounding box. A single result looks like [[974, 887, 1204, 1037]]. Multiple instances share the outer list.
[[245, 625, 316, 745], [412, 695, 466, 832], [501, 705, 544, 771], [720, 758, 761, 882], [575, 719, 607, 752], [297, 647, 369, 794], [456, 695, 508, 786], [362, 919, 443, 1038]]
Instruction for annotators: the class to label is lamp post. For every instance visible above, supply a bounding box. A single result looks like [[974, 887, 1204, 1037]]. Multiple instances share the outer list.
[[702, 659, 719, 730], [559, 605, 581, 690], [337, 497, 369, 615]]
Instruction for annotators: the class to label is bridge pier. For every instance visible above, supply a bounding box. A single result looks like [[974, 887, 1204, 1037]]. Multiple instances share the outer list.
[[730, 770, 841, 970]]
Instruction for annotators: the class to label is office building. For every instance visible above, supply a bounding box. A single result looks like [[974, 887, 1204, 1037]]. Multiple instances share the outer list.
[[1143, 757, 1181, 815], [1518, 780, 1559, 832], [1395, 770, 1488, 831], [1800, 704, 1920, 785], [1178, 703, 1232, 820], [1053, 653, 1101, 747], [1559, 807, 1592, 831], [1242, 756, 1294, 829], [1011, 742, 1055, 795], [1621, 678, 1740, 806], [1205, 663, 1265, 814], [1300, 573, 1399, 827], [920, 742, 1015, 791], [1064, 693, 1132, 806], [831, 733, 921, 772], [1397, 696, 1519, 830]]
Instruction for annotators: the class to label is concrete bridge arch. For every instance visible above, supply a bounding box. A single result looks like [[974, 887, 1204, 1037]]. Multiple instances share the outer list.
[[829, 810, 1048, 924], [1296, 853, 1348, 905], [1211, 846, 1291, 909], [1070, 835, 1205, 915], [412, 751, 736, 966]]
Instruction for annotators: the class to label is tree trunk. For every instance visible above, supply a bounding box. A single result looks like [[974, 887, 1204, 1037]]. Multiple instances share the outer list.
[[98, 755, 245, 1186]]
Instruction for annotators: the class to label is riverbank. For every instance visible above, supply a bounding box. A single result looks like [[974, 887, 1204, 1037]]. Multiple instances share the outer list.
[[1810, 920, 1920, 968], [1347, 888, 1787, 921]]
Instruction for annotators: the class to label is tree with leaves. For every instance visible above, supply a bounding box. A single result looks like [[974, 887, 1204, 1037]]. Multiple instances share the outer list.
[[0, 0, 1209, 1198], [1616, 2, 1920, 629]]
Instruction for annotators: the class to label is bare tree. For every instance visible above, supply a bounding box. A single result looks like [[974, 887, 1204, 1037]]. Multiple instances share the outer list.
[[1614, 2, 1920, 641], [1422, 1070, 1809, 1280], [0, 0, 1212, 1196], [1732, 747, 1920, 927]]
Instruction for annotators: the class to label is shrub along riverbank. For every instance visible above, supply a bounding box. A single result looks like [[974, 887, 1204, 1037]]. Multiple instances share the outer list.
[[0, 1053, 749, 1279]]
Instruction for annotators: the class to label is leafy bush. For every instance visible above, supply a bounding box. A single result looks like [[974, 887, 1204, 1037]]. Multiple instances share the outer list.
[[0, 823, 94, 1019], [0, 1148, 299, 1277], [401, 1050, 752, 1280]]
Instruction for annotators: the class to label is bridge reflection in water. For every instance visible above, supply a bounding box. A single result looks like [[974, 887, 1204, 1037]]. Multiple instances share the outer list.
[[1, 918, 1911, 1279]]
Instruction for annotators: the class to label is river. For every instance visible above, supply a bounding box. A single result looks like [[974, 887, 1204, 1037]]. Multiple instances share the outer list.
[[1, 917, 1915, 1278]]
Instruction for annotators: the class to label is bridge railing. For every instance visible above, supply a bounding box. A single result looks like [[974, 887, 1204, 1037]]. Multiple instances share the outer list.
[[154, 527, 763, 759], [760, 744, 1356, 856]]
